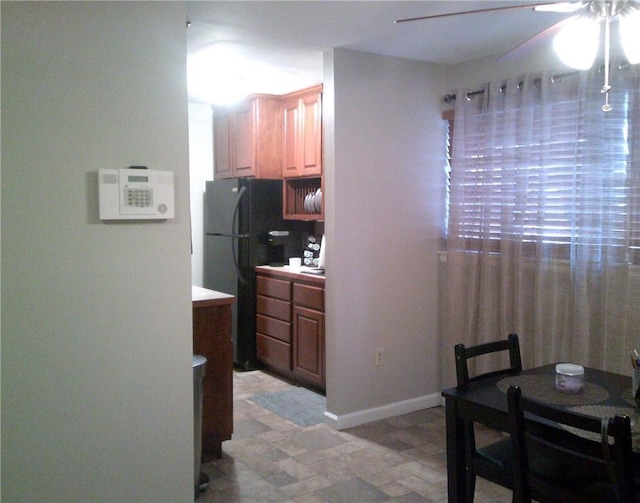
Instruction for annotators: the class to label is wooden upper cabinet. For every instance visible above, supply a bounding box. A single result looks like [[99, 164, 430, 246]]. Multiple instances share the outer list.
[[231, 102, 254, 177], [282, 97, 299, 178], [282, 85, 323, 179], [213, 95, 282, 179], [213, 114, 232, 179], [301, 90, 322, 176]]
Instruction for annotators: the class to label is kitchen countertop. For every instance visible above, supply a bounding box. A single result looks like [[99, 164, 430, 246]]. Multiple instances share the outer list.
[[192, 285, 235, 307], [255, 265, 325, 285]]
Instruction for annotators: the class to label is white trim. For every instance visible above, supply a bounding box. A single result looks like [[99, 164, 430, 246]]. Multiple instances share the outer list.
[[322, 392, 442, 430]]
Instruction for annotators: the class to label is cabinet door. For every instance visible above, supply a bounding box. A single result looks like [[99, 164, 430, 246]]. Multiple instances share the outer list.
[[231, 102, 255, 178], [282, 90, 322, 179], [300, 91, 322, 177], [213, 114, 232, 179], [193, 303, 233, 458], [292, 305, 325, 386], [282, 97, 300, 178]]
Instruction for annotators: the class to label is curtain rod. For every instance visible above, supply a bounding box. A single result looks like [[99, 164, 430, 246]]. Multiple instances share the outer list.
[[443, 73, 570, 104], [442, 65, 630, 104], [444, 90, 482, 103]]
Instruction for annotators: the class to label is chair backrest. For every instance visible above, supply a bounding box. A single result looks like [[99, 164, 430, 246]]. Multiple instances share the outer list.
[[455, 333, 522, 386], [507, 385, 636, 503]]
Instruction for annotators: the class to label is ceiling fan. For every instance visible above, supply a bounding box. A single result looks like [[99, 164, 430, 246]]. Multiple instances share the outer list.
[[396, 1, 640, 111]]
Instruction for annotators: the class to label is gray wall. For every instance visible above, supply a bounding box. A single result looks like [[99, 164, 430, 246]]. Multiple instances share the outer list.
[[189, 103, 214, 287], [324, 49, 447, 427], [2, 3, 194, 501]]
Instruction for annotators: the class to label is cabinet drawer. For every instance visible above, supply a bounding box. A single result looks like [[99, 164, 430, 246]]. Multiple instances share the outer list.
[[257, 314, 291, 343], [293, 283, 324, 311], [257, 333, 291, 371], [257, 295, 290, 321], [257, 276, 291, 301]]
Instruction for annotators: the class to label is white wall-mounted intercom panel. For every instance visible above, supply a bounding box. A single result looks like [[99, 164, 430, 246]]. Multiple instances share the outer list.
[[99, 168, 175, 220]]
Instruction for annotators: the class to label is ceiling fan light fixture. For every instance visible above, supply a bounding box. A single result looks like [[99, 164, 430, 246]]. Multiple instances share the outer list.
[[553, 17, 601, 70], [620, 9, 640, 64]]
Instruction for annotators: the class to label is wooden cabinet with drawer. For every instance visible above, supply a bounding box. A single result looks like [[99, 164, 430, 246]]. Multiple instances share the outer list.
[[256, 275, 292, 371], [255, 267, 325, 389]]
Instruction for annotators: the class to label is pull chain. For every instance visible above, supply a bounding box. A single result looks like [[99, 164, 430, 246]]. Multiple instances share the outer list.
[[601, 2, 612, 112]]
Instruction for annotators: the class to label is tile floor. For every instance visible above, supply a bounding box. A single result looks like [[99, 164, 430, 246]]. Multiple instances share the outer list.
[[199, 370, 512, 503]]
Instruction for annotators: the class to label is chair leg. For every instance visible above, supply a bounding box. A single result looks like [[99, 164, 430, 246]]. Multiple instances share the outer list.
[[463, 421, 476, 503], [466, 470, 475, 503]]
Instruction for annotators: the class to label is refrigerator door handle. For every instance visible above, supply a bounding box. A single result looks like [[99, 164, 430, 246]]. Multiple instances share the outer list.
[[207, 233, 249, 239], [232, 186, 248, 284]]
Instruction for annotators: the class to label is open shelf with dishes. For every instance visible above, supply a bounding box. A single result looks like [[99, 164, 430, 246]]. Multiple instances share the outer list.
[[283, 177, 323, 221]]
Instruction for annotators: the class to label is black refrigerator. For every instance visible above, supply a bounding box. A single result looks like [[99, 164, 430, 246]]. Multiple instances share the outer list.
[[204, 178, 312, 370]]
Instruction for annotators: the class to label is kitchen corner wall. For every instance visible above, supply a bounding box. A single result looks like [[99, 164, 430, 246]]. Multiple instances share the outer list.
[[323, 49, 447, 428], [2, 3, 193, 501], [189, 103, 214, 287]]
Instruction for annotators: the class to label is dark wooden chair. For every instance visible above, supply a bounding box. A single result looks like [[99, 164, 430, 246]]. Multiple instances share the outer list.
[[507, 384, 637, 503], [454, 333, 522, 502]]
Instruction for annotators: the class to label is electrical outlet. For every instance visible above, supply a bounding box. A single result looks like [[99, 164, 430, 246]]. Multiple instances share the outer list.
[[375, 347, 384, 367]]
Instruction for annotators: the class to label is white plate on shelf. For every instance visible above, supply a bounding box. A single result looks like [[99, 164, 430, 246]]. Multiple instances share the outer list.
[[311, 191, 317, 213]]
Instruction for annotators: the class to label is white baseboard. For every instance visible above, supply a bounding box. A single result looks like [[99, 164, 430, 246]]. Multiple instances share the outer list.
[[322, 392, 442, 430]]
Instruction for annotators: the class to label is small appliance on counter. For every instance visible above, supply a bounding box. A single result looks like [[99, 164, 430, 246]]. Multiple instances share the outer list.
[[318, 234, 326, 269], [303, 234, 322, 267], [299, 234, 325, 274], [265, 230, 308, 266]]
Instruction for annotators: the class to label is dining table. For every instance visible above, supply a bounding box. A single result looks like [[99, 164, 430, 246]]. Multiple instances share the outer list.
[[441, 363, 638, 503]]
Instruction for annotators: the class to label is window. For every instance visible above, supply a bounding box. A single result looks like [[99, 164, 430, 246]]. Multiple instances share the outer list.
[[443, 110, 453, 238], [446, 70, 640, 263]]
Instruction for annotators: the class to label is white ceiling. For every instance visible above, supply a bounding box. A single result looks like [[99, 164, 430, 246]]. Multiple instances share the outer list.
[[185, 1, 572, 100]]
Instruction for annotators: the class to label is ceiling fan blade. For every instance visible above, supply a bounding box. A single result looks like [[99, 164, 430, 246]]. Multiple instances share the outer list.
[[533, 1, 585, 12], [498, 15, 578, 61], [395, 2, 576, 24]]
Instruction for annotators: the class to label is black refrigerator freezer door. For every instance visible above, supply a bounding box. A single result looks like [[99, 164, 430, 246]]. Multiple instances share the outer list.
[[204, 179, 244, 236]]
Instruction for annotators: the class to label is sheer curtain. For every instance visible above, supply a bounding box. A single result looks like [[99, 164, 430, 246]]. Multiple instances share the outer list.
[[442, 62, 640, 388]]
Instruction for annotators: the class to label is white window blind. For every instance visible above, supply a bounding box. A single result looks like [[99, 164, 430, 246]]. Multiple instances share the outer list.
[[448, 68, 640, 263]]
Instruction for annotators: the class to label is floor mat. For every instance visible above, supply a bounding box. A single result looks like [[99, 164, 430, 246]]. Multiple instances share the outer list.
[[249, 386, 326, 427]]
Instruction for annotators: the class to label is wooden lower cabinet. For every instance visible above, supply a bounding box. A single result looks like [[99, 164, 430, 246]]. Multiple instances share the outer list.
[[293, 305, 325, 386], [192, 286, 235, 460], [256, 268, 325, 390]]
